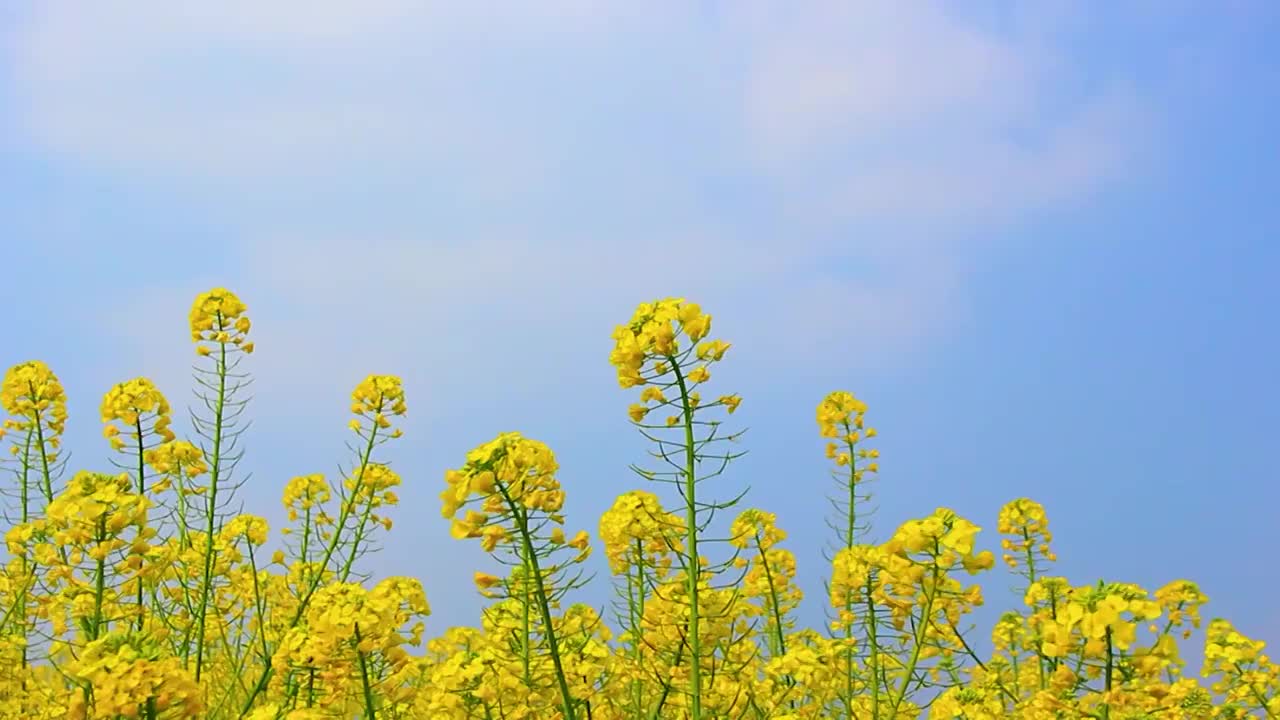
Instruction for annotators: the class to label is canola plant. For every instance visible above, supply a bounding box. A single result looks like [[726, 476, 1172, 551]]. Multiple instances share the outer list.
[[0, 289, 1274, 719]]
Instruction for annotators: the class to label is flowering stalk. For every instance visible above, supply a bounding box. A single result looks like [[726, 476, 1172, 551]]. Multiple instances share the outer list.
[[610, 297, 742, 720], [730, 509, 798, 665], [101, 377, 175, 630], [188, 288, 253, 681], [2, 361, 71, 680], [600, 490, 682, 719], [818, 391, 882, 718], [443, 432, 592, 720], [239, 375, 405, 712]]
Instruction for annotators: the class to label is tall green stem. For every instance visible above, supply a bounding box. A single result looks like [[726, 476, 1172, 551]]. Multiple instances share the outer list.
[[498, 484, 577, 720], [841, 429, 859, 717], [520, 542, 532, 686], [355, 623, 378, 720], [630, 541, 647, 716], [194, 337, 228, 681], [865, 578, 882, 719], [31, 402, 55, 504], [91, 515, 108, 641], [670, 360, 703, 720], [239, 421, 381, 713], [135, 418, 147, 630], [755, 538, 788, 659], [887, 559, 940, 718], [16, 428, 33, 671]]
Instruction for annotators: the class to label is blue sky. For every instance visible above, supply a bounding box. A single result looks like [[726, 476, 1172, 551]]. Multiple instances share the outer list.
[[2, 2, 1278, 651]]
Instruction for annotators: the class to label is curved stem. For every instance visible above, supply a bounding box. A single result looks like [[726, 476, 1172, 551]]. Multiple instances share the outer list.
[[354, 623, 378, 720], [755, 537, 788, 660], [670, 357, 703, 720], [30, 403, 56, 504], [497, 482, 577, 720], [247, 542, 271, 663], [887, 556, 940, 717], [239, 419, 382, 714]]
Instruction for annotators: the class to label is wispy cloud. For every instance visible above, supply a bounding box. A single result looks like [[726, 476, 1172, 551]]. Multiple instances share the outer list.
[[7, 2, 1150, 398]]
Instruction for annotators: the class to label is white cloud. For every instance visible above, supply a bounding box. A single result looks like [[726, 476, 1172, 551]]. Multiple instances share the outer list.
[[740, 4, 1031, 154], [824, 85, 1150, 225], [9, 1, 1150, 378]]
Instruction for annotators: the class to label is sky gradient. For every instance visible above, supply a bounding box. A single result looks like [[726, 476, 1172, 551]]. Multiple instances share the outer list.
[[2, 2, 1278, 649]]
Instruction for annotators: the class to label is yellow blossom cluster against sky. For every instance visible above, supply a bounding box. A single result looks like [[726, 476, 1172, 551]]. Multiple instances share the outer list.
[[0, 289, 1275, 718]]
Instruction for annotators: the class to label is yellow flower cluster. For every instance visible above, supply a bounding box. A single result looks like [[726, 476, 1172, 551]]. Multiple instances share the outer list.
[[729, 508, 786, 551], [1036, 582, 1161, 658], [610, 297, 740, 424], [66, 632, 203, 719], [1204, 618, 1280, 715], [282, 473, 331, 518], [818, 390, 879, 473], [272, 578, 429, 712], [732, 512, 798, 606], [598, 490, 683, 574], [1, 360, 67, 423], [189, 287, 253, 355], [442, 432, 567, 530], [0, 288, 1271, 720], [42, 471, 150, 555], [101, 378, 175, 452], [1, 360, 68, 456], [998, 497, 1057, 573], [350, 374, 407, 439], [143, 440, 207, 480]]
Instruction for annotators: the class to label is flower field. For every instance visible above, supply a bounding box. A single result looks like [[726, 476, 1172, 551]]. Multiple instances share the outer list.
[[0, 288, 1274, 719]]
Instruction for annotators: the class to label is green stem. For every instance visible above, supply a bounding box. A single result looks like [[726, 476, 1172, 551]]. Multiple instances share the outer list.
[[1102, 627, 1114, 720], [843, 424, 858, 550], [16, 427, 33, 671], [30, 404, 70, 565], [355, 623, 378, 720], [135, 418, 147, 630], [755, 537, 788, 659], [646, 634, 687, 720], [498, 483, 577, 720], [630, 541, 646, 716], [239, 419, 382, 714], [521, 541, 532, 686], [670, 358, 703, 720], [865, 577, 882, 719], [950, 618, 1017, 703], [92, 515, 108, 641], [887, 556, 940, 717], [194, 335, 229, 681], [756, 536, 795, 713], [247, 542, 271, 663], [30, 402, 56, 504], [1022, 528, 1047, 691], [840, 422, 860, 718]]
